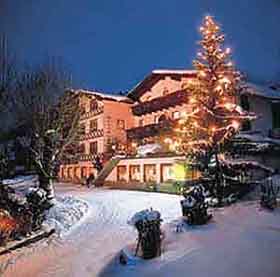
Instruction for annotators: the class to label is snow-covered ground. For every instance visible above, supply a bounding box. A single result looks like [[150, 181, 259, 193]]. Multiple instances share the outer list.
[[44, 196, 90, 236], [2, 175, 38, 195], [0, 183, 280, 277]]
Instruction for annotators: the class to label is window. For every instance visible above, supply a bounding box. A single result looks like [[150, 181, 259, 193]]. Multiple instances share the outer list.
[[78, 144, 85, 153], [79, 124, 86, 135], [74, 167, 79, 178], [117, 166, 127, 182], [80, 104, 86, 115], [139, 119, 144, 127], [144, 164, 157, 182], [81, 167, 87, 178], [90, 141, 98, 154], [163, 87, 169, 96], [240, 95, 250, 111], [154, 115, 159, 123], [272, 103, 280, 129], [129, 165, 141, 182], [158, 114, 167, 123], [117, 119, 125, 130], [67, 167, 72, 179], [172, 111, 180, 119], [61, 168, 65, 178], [90, 99, 98, 111], [90, 119, 98, 131]]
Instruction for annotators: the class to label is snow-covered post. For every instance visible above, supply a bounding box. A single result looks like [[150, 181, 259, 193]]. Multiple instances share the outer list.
[[128, 209, 162, 259]]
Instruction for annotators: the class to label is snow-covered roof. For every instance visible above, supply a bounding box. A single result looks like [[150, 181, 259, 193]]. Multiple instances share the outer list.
[[74, 89, 133, 103], [236, 132, 280, 145], [152, 69, 197, 75], [242, 83, 280, 100]]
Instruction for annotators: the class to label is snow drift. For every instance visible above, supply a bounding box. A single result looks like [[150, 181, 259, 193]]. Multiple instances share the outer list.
[[44, 196, 89, 235]]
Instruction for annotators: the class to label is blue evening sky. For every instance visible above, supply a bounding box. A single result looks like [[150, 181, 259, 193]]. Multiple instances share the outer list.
[[0, 0, 279, 93]]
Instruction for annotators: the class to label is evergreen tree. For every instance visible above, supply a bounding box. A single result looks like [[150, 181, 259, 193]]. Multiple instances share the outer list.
[[176, 16, 254, 205]]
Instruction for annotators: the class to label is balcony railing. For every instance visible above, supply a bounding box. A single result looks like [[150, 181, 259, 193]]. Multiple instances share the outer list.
[[79, 153, 104, 162], [127, 120, 176, 140], [80, 106, 104, 120], [79, 129, 104, 141], [132, 90, 189, 116]]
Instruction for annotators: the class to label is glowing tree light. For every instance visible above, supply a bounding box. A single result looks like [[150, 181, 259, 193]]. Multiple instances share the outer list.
[[176, 15, 255, 205]]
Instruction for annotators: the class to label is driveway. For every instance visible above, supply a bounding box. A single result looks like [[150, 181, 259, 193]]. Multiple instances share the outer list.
[[0, 183, 182, 277]]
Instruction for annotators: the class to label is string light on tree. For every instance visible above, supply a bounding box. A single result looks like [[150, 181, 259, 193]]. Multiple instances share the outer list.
[[175, 15, 255, 206]]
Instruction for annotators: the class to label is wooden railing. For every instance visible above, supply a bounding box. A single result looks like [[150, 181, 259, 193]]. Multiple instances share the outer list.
[[78, 153, 102, 162], [127, 120, 176, 140], [80, 106, 104, 120], [132, 90, 189, 116], [79, 129, 104, 141]]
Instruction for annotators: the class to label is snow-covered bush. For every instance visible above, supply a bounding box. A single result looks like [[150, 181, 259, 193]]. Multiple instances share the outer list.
[[181, 185, 212, 225], [26, 187, 49, 231], [137, 144, 162, 157], [128, 209, 162, 259], [128, 209, 161, 226]]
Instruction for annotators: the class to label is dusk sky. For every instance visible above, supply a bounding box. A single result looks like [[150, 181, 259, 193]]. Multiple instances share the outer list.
[[0, 0, 280, 93]]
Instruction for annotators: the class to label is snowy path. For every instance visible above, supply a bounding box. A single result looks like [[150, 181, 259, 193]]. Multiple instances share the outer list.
[[1, 183, 280, 277], [0, 184, 182, 277]]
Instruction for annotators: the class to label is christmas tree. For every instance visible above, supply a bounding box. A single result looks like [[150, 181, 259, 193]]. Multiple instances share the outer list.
[[175, 16, 255, 205]]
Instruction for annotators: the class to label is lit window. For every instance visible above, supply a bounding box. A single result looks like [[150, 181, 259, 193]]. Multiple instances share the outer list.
[[90, 119, 98, 131], [90, 142, 98, 154], [117, 119, 125, 130], [154, 115, 159, 123], [172, 111, 180, 119]]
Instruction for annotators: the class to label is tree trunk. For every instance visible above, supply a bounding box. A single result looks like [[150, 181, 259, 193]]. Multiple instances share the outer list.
[[38, 174, 55, 204], [214, 150, 223, 206]]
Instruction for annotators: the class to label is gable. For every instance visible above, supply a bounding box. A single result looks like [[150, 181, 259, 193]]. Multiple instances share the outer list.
[[127, 70, 197, 102], [138, 75, 196, 103]]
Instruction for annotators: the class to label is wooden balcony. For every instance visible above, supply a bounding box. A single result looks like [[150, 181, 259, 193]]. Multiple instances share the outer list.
[[79, 129, 104, 141], [132, 90, 189, 116], [127, 120, 176, 140], [80, 106, 104, 120]]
